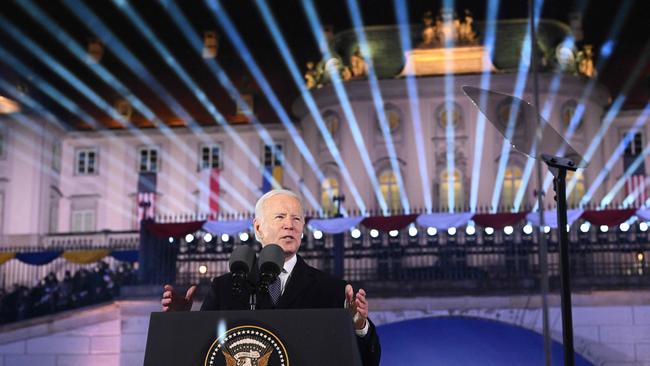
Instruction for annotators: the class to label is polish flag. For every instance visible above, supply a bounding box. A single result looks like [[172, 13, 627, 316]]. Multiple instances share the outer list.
[[199, 168, 220, 215]]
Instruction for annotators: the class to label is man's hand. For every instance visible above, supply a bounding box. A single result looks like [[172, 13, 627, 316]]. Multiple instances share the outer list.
[[161, 284, 197, 312], [345, 284, 368, 330]]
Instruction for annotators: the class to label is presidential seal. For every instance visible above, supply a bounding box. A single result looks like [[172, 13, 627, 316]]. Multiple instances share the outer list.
[[204, 325, 289, 366]]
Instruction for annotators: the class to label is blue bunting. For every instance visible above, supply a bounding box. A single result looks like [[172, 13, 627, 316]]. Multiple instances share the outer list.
[[110, 250, 139, 263], [15, 251, 62, 265]]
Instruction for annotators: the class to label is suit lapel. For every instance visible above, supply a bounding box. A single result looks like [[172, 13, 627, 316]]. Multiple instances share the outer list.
[[276, 256, 313, 308]]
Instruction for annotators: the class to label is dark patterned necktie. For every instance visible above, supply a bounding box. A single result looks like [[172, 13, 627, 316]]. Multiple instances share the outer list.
[[269, 276, 281, 305]]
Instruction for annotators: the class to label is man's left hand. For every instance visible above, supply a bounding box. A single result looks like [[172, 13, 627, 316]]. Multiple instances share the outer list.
[[345, 284, 368, 330]]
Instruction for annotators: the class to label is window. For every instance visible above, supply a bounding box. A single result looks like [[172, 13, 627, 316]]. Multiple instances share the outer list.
[[385, 106, 401, 133], [263, 144, 283, 167], [624, 132, 643, 156], [501, 166, 523, 209], [321, 177, 340, 216], [138, 147, 159, 172], [561, 100, 583, 130], [323, 111, 340, 136], [70, 196, 97, 232], [52, 142, 61, 172], [0, 129, 5, 159], [75, 148, 98, 175], [437, 103, 462, 129], [439, 169, 463, 210], [567, 171, 585, 207], [379, 170, 401, 212], [200, 145, 221, 170], [49, 189, 61, 233], [71, 210, 95, 232]]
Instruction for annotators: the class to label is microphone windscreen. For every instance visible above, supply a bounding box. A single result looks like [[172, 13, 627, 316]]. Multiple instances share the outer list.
[[229, 245, 255, 274], [258, 244, 284, 276]]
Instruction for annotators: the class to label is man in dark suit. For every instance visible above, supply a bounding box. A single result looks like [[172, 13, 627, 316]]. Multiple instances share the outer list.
[[162, 189, 381, 366]]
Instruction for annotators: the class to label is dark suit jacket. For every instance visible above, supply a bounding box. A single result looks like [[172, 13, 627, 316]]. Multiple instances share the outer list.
[[201, 255, 381, 366]]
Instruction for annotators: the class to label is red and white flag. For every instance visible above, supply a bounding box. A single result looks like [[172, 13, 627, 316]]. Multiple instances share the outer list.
[[199, 168, 220, 216], [625, 175, 647, 207]]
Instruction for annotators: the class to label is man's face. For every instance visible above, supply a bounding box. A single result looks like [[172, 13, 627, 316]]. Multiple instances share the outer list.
[[254, 194, 304, 259]]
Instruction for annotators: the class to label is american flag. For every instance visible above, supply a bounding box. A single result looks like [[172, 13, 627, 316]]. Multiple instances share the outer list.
[[137, 172, 157, 222], [625, 174, 648, 207]]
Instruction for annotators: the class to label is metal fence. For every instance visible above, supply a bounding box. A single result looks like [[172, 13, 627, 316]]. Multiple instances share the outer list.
[[2, 223, 649, 297], [175, 222, 650, 296]]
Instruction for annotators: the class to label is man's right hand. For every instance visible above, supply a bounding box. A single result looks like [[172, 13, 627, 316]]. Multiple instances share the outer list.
[[161, 284, 197, 312]]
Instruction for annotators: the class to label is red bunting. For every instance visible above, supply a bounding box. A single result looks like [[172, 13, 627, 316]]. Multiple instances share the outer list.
[[145, 221, 205, 238], [581, 209, 636, 227], [361, 214, 418, 232], [472, 212, 528, 229]]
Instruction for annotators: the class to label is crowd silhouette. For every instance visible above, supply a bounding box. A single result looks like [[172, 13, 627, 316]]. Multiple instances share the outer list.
[[0, 261, 137, 324]]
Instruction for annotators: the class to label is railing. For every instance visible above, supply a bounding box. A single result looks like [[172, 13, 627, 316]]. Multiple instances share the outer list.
[[2, 224, 649, 298], [0, 231, 138, 288], [175, 222, 650, 297]]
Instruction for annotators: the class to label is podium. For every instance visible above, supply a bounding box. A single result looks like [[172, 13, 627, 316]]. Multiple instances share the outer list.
[[144, 309, 363, 366]]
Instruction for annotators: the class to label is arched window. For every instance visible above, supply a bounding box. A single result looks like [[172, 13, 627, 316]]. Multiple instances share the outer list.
[[501, 166, 522, 210], [567, 171, 585, 207], [439, 169, 463, 210], [321, 177, 340, 216], [379, 170, 401, 212]]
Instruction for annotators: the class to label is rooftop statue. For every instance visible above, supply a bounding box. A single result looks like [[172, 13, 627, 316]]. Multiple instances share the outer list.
[[350, 47, 368, 78], [419, 8, 478, 49], [576, 45, 596, 78], [305, 61, 322, 90]]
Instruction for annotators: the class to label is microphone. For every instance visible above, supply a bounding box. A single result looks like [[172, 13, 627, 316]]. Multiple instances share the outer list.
[[229, 244, 255, 294], [257, 244, 284, 293]]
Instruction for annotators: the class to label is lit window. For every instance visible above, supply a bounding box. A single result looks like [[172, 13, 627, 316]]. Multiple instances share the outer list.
[[379, 170, 401, 212], [437, 103, 461, 129], [567, 171, 585, 207], [321, 177, 340, 215], [138, 147, 159, 173], [200, 145, 221, 170], [439, 169, 463, 210], [75, 148, 98, 175], [501, 166, 522, 209]]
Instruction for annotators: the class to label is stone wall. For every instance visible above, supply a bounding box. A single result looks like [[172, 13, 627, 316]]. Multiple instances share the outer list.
[[0, 300, 157, 366], [0, 291, 648, 365]]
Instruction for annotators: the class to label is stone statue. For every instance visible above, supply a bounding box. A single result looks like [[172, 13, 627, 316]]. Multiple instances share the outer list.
[[576, 45, 596, 78], [341, 66, 353, 81], [305, 61, 318, 89], [439, 8, 459, 45], [350, 48, 368, 78], [420, 11, 437, 48], [459, 9, 478, 45]]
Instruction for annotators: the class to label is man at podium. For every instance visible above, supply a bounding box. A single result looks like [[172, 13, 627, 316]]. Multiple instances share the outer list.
[[161, 189, 381, 366]]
